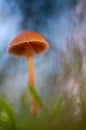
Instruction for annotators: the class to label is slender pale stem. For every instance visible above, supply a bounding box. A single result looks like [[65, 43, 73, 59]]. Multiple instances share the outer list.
[[27, 56, 34, 86], [26, 46, 39, 115]]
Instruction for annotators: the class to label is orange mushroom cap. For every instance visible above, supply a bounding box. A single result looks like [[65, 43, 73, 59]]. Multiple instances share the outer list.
[[8, 31, 49, 57]]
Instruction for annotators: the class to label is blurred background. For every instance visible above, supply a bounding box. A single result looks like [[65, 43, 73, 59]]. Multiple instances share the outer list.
[[0, 0, 86, 109]]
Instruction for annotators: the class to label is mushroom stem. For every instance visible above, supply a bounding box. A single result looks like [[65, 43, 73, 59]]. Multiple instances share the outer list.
[[27, 55, 39, 115], [27, 56, 34, 85]]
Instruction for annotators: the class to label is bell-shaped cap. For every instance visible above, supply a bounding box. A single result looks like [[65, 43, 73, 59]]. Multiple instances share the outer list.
[[8, 31, 49, 57]]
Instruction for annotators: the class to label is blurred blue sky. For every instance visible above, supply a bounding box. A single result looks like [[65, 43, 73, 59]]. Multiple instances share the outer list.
[[0, 0, 81, 103]]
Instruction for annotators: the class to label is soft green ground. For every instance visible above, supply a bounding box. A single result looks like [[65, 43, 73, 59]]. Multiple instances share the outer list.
[[0, 85, 86, 130]]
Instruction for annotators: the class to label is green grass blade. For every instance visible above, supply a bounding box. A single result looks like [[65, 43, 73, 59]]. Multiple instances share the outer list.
[[0, 95, 16, 129], [28, 84, 47, 110], [52, 96, 64, 115]]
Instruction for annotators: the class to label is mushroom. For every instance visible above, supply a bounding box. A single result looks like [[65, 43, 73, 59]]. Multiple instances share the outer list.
[[8, 30, 49, 114]]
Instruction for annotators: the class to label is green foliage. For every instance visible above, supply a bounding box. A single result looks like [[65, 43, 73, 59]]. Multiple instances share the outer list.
[[28, 84, 47, 111], [0, 86, 86, 130], [0, 95, 16, 130]]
